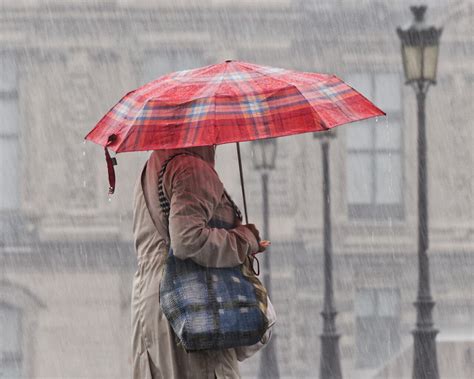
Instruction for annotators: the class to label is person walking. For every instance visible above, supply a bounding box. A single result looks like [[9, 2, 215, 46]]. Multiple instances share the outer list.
[[131, 145, 269, 379], [85, 60, 384, 379]]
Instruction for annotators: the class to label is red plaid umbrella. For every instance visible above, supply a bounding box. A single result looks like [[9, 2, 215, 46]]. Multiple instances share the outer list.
[[85, 60, 384, 217]]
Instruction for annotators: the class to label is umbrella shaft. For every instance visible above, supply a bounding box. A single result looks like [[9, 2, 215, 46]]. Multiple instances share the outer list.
[[236, 143, 249, 224]]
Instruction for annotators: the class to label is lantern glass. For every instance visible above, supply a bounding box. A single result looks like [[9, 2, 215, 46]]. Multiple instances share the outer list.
[[251, 139, 277, 170], [423, 44, 440, 82], [402, 45, 423, 82]]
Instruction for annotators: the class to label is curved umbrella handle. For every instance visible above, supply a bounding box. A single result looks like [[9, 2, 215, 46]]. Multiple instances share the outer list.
[[105, 134, 117, 195]]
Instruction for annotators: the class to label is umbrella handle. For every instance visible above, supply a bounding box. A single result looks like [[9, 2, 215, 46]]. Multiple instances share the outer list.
[[236, 142, 249, 224], [105, 134, 117, 195]]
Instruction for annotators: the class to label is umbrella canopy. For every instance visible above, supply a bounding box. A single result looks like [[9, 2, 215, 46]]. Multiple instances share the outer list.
[[85, 60, 385, 207], [86, 60, 384, 153]]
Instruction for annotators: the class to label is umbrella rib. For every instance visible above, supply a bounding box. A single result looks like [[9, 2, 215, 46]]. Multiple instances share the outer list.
[[138, 61, 230, 101], [242, 63, 368, 129], [332, 74, 386, 119], [310, 75, 361, 126], [238, 61, 334, 90], [236, 62, 335, 125], [118, 62, 231, 151], [239, 62, 324, 84], [213, 62, 229, 144], [286, 83, 330, 130], [236, 61, 294, 93], [136, 63, 217, 98], [114, 96, 152, 152], [236, 62, 330, 130]]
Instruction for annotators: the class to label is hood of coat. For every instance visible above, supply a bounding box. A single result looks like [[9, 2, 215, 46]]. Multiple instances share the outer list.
[[152, 145, 216, 167]]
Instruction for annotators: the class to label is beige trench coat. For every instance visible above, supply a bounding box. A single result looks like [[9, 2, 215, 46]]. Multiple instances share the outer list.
[[131, 147, 260, 379]]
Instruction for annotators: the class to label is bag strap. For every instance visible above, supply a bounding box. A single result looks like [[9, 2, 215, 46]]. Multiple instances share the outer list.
[[157, 153, 190, 219], [223, 191, 243, 222]]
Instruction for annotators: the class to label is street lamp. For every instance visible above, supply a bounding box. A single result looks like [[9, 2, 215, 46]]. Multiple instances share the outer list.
[[313, 129, 342, 379], [251, 138, 279, 379], [252, 138, 278, 171], [397, 5, 442, 379]]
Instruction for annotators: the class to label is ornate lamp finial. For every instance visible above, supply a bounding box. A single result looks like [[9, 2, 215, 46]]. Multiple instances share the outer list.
[[410, 5, 427, 22]]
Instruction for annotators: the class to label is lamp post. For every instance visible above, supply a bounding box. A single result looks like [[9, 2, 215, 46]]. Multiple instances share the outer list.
[[313, 130, 342, 379], [397, 5, 442, 379], [251, 138, 280, 379]]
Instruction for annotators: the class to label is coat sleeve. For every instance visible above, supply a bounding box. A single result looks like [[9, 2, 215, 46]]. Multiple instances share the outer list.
[[166, 156, 259, 268]]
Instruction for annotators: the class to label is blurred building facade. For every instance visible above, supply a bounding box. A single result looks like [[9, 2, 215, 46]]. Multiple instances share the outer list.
[[0, 0, 472, 378]]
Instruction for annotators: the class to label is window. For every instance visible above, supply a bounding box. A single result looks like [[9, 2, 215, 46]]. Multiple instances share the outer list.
[[0, 303, 22, 377], [0, 280, 44, 378], [354, 288, 401, 368], [345, 73, 403, 220], [0, 55, 19, 210]]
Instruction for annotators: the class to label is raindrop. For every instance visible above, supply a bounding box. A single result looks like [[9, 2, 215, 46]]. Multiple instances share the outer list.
[[83, 180, 86, 188], [82, 151, 86, 156], [108, 196, 112, 203]]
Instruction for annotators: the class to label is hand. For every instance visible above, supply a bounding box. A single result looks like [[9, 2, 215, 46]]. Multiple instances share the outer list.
[[242, 224, 270, 253], [256, 240, 271, 253]]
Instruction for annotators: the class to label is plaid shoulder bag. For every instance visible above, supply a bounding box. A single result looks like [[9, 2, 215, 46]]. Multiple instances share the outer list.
[[157, 153, 269, 351]]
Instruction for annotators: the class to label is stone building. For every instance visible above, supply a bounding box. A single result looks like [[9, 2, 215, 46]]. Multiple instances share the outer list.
[[0, 0, 472, 378]]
